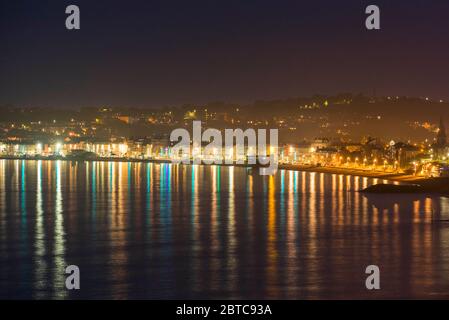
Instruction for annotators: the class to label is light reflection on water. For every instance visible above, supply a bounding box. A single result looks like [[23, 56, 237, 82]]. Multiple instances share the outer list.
[[0, 159, 449, 299]]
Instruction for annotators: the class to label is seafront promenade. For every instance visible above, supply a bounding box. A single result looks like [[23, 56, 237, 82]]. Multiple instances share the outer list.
[[0, 154, 425, 183], [279, 164, 425, 183]]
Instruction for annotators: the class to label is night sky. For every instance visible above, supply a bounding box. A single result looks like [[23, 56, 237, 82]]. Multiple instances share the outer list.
[[1, 0, 449, 108]]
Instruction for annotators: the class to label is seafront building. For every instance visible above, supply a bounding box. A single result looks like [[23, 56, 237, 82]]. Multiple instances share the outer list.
[[0, 136, 433, 171], [0, 117, 448, 176]]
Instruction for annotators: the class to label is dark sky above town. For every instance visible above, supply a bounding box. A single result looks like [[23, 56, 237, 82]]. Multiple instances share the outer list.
[[1, 0, 449, 108]]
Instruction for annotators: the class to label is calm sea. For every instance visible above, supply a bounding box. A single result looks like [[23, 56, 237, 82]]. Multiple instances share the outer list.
[[0, 160, 448, 299]]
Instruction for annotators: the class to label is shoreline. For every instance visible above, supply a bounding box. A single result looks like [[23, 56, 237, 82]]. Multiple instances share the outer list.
[[0, 155, 425, 183], [278, 164, 426, 184]]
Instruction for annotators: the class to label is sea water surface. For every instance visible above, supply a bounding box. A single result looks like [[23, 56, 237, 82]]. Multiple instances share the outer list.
[[0, 159, 449, 299]]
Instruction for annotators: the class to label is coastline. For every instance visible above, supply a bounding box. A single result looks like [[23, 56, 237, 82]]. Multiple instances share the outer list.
[[2, 155, 448, 194], [0, 155, 424, 183], [278, 164, 426, 184]]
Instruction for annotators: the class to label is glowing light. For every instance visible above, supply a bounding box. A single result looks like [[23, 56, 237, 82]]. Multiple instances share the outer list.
[[119, 143, 128, 155], [36, 143, 43, 155]]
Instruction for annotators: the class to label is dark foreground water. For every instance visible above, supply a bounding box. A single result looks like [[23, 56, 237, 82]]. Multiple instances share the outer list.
[[0, 160, 449, 299]]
